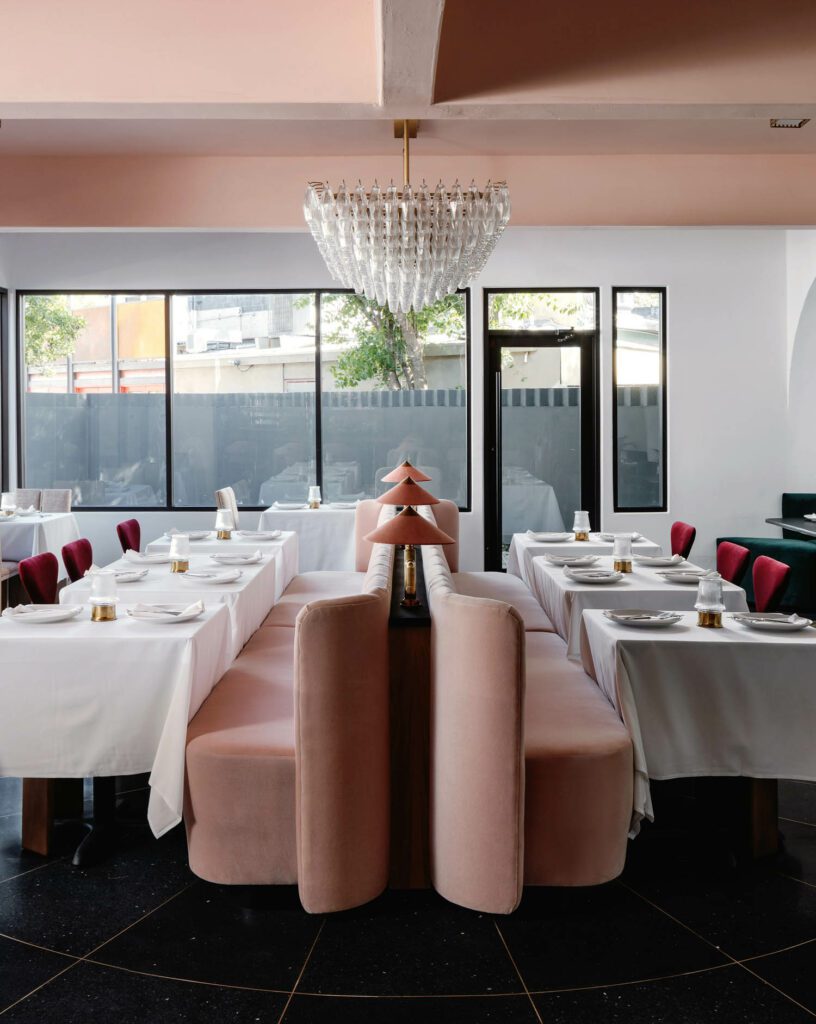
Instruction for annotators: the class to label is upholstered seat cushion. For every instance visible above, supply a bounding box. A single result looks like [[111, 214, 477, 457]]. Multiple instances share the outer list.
[[262, 572, 365, 627], [453, 572, 554, 632], [524, 632, 633, 887], [185, 627, 297, 885]]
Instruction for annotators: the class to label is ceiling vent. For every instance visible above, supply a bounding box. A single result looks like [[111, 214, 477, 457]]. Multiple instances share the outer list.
[[770, 118, 810, 128]]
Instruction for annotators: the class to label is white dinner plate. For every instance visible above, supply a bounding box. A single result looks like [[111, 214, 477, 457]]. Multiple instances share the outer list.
[[113, 569, 149, 583], [15, 509, 41, 518], [127, 601, 205, 624], [732, 612, 814, 633], [173, 530, 212, 541], [124, 551, 173, 565], [658, 571, 707, 585], [2, 604, 83, 624], [181, 569, 243, 585], [544, 554, 599, 567], [597, 531, 643, 542], [564, 568, 624, 585], [209, 551, 263, 566], [234, 530, 281, 541], [633, 555, 685, 567], [0, 513, 18, 521], [273, 502, 307, 510], [526, 531, 573, 543], [604, 609, 683, 628]]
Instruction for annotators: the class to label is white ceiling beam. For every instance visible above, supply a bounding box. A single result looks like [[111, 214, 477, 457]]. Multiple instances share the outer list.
[[378, 0, 446, 109]]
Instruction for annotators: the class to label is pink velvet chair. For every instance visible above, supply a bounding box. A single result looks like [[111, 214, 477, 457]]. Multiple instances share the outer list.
[[116, 519, 140, 554], [753, 555, 791, 613], [671, 521, 697, 560], [716, 541, 750, 585], [62, 538, 93, 583], [18, 552, 59, 604]]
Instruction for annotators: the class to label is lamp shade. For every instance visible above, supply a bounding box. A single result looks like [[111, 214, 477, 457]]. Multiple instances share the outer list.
[[365, 507, 454, 546], [378, 476, 439, 507], [381, 460, 432, 483]]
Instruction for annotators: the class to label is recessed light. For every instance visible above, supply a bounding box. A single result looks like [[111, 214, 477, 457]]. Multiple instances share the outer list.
[[770, 118, 810, 128]]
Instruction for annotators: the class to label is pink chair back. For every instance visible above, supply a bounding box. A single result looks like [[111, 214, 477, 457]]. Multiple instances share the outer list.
[[716, 541, 750, 585], [62, 538, 93, 583], [116, 519, 141, 553], [431, 500, 459, 572], [753, 555, 791, 613], [671, 521, 696, 560], [19, 552, 59, 604]]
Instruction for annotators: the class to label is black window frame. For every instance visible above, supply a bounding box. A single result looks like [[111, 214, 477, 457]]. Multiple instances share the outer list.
[[0, 287, 9, 492], [611, 286, 668, 513], [14, 288, 472, 512], [483, 286, 601, 571]]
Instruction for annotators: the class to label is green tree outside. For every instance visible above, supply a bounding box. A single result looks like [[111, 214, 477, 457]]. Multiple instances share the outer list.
[[23, 295, 85, 370]]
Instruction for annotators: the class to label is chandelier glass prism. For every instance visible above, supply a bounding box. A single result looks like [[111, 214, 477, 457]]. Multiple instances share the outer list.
[[304, 121, 510, 314]]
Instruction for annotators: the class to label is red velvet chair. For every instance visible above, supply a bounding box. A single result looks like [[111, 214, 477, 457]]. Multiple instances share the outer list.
[[18, 552, 59, 604], [116, 519, 141, 554], [716, 541, 750, 586], [753, 555, 791, 613], [62, 538, 93, 583], [671, 521, 696, 560]]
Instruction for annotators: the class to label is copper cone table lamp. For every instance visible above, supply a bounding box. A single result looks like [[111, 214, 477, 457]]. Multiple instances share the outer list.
[[377, 475, 439, 508], [381, 460, 432, 483], [365, 507, 454, 607]]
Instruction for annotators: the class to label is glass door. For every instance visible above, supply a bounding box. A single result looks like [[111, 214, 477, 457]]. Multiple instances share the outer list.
[[484, 290, 599, 570]]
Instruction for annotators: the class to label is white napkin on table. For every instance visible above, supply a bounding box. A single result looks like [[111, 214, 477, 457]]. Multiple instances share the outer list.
[[805, 513, 816, 521], [128, 600, 204, 620], [124, 550, 170, 564]]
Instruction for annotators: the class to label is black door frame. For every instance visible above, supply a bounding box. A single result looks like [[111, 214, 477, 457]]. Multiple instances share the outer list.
[[483, 288, 600, 571]]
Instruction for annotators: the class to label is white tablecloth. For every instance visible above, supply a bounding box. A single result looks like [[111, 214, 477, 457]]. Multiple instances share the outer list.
[[0, 603, 232, 837], [507, 532, 663, 588], [258, 462, 361, 506], [0, 512, 80, 576], [580, 609, 816, 835], [532, 557, 748, 660], [145, 531, 298, 602], [259, 507, 355, 572], [61, 553, 279, 659]]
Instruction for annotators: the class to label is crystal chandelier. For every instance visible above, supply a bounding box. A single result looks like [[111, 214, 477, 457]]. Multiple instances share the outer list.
[[304, 120, 510, 313]]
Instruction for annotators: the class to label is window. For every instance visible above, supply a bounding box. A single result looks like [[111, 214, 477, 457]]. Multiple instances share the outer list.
[[0, 288, 8, 492], [17, 290, 471, 510], [612, 288, 667, 511], [19, 293, 167, 507], [170, 293, 316, 507], [320, 291, 469, 507]]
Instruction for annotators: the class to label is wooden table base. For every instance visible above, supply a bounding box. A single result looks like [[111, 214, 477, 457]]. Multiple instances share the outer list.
[[22, 779, 84, 856]]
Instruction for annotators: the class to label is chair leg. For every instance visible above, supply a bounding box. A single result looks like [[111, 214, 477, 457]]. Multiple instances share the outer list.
[[72, 777, 117, 868]]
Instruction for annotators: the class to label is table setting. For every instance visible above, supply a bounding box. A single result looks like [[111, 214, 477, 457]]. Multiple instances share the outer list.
[[259, 500, 357, 571], [0, 598, 232, 837], [0, 494, 80, 575], [579, 606, 816, 836], [531, 552, 748, 659]]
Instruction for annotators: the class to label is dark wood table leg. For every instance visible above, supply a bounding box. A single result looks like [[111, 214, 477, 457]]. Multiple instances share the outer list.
[[22, 779, 84, 856]]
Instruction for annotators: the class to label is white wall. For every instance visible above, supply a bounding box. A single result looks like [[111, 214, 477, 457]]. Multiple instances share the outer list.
[[1, 228, 793, 569]]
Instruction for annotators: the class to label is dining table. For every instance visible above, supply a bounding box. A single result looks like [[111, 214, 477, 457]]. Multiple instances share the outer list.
[[0, 602, 233, 842], [501, 467, 566, 537], [532, 556, 749, 660], [580, 608, 816, 842], [258, 505, 356, 571], [145, 530, 298, 602], [0, 511, 80, 576], [507, 531, 663, 591], [60, 552, 280, 659]]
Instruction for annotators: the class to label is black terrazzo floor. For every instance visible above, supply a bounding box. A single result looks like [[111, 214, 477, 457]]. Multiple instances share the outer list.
[[1, 778, 816, 1022]]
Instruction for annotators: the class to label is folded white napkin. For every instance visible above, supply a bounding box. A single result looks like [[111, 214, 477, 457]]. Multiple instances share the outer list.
[[234, 530, 281, 540], [805, 513, 816, 522], [124, 550, 170, 564], [128, 600, 204, 620], [210, 549, 262, 565], [273, 501, 307, 509], [2, 603, 82, 621], [182, 569, 242, 582], [526, 530, 571, 542]]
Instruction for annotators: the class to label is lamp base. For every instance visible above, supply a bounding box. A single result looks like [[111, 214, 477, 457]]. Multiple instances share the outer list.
[[574, 531, 589, 542], [170, 559, 189, 573], [91, 603, 117, 622], [400, 595, 421, 608], [308, 500, 320, 510], [697, 610, 723, 628], [217, 530, 232, 540], [614, 559, 633, 573]]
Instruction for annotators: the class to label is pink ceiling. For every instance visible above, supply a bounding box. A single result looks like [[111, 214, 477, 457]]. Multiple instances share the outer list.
[[0, 0, 377, 104], [435, 0, 816, 105]]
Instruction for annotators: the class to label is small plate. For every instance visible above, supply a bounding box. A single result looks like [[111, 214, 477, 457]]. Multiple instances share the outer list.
[[234, 530, 282, 541], [15, 509, 41, 518], [633, 555, 685, 567], [544, 554, 599, 567], [113, 569, 149, 583], [2, 604, 83, 624], [209, 551, 263, 566], [564, 568, 623, 585], [658, 571, 706, 585], [124, 552, 173, 565], [597, 531, 643, 542], [732, 612, 814, 633], [273, 502, 307, 510], [127, 602, 205, 624], [181, 569, 243, 585], [526, 531, 573, 543], [604, 609, 683, 628], [183, 531, 212, 541]]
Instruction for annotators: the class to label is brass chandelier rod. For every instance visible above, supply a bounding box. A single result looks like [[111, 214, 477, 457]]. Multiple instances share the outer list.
[[394, 119, 419, 186]]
